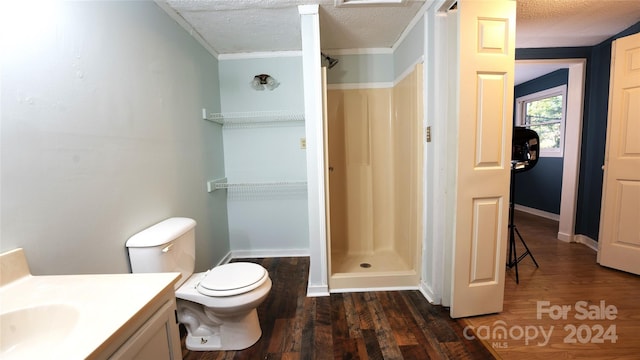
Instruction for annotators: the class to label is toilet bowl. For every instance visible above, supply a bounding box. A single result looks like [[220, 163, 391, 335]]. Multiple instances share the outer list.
[[126, 217, 272, 351], [175, 263, 272, 350]]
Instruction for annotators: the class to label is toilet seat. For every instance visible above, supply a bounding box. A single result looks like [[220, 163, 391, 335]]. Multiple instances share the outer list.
[[197, 262, 268, 297]]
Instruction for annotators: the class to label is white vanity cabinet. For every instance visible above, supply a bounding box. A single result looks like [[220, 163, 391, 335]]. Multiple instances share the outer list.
[[105, 293, 181, 359], [91, 280, 182, 360]]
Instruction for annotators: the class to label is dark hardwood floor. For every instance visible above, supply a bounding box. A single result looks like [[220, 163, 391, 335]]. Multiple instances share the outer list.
[[181, 212, 640, 359], [180, 257, 494, 360]]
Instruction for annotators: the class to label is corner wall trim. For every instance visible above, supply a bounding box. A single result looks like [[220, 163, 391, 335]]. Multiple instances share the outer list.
[[307, 285, 330, 297], [557, 231, 573, 243], [419, 281, 440, 304]]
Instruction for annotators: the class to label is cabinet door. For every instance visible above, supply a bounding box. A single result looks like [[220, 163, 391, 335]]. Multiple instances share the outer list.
[[109, 299, 182, 360]]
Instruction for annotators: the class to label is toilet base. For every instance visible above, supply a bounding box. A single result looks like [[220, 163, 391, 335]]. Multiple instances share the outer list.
[[182, 306, 262, 351]]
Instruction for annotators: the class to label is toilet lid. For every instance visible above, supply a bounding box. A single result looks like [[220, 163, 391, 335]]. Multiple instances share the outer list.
[[197, 262, 268, 297]]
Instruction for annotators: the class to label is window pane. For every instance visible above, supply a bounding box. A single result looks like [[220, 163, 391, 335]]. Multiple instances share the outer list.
[[525, 95, 562, 125], [517, 85, 566, 157], [530, 123, 561, 150]]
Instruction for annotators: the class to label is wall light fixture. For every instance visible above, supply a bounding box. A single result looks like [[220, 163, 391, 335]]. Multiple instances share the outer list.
[[251, 74, 279, 91]]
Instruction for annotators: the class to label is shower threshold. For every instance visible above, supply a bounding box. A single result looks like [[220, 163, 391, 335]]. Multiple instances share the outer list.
[[329, 249, 419, 291], [331, 249, 412, 274]]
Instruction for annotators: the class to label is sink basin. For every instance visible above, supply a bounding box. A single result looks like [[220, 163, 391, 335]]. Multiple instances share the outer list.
[[0, 248, 180, 358], [0, 304, 79, 358]]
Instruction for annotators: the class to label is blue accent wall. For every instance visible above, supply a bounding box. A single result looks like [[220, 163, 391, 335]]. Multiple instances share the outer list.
[[514, 69, 568, 214], [516, 21, 640, 241]]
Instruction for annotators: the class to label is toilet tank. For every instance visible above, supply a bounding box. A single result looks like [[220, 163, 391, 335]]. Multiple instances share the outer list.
[[126, 217, 196, 288]]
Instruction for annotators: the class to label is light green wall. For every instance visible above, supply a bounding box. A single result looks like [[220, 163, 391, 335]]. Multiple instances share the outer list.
[[325, 15, 424, 85], [218, 56, 309, 253], [325, 53, 394, 84], [219, 56, 304, 112], [1, 1, 228, 274], [394, 16, 425, 77]]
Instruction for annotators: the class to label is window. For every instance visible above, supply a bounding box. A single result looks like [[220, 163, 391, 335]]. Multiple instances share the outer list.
[[515, 85, 567, 157]]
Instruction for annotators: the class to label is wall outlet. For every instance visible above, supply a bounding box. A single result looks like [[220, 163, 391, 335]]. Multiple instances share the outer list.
[[300, 138, 306, 149]]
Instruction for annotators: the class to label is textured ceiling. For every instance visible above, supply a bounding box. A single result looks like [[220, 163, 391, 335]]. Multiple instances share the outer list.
[[318, 1, 426, 50], [162, 0, 640, 55], [164, 0, 427, 54], [516, 0, 640, 48]]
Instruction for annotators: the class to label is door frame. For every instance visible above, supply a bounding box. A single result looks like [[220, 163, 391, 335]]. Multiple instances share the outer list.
[[515, 59, 587, 246], [422, 7, 587, 309]]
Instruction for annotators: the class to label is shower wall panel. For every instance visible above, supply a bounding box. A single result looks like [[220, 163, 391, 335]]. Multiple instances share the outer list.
[[392, 65, 423, 268], [326, 88, 393, 256]]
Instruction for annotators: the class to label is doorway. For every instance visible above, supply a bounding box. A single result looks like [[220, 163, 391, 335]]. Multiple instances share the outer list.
[[514, 59, 587, 246]]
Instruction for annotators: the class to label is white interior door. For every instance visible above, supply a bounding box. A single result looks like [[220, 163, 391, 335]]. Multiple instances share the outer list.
[[450, 0, 516, 318], [598, 32, 640, 275]]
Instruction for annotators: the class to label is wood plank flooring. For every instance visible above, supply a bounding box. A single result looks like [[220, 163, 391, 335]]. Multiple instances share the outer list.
[[181, 211, 640, 359], [180, 257, 493, 359], [464, 211, 640, 359]]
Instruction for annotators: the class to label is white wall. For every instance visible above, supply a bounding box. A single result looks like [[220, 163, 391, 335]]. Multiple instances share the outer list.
[[218, 56, 309, 255], [0, 1, 229, 275]]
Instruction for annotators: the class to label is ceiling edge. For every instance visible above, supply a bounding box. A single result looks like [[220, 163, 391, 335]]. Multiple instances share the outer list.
[[154, 0, 220, 59], [390, 0, 434, 52], [324, 48, 394, 55], [155, 0, 439, 60], [218, 51, 303, 60]]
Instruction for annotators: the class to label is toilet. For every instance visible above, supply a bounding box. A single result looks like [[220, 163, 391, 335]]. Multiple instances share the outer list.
[[126, 217, 272, 351]]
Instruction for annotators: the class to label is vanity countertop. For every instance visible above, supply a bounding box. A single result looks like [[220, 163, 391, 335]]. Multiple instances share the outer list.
[[0, 249, 180, 359]]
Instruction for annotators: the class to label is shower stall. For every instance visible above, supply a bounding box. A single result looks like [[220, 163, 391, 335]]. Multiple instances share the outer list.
[[325, 64, 423, 291]]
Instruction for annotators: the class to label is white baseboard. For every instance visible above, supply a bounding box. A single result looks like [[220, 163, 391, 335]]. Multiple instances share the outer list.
[[419, 281, 440, 304], [514, 204, 560, 221], [230, 249, 310, 259], [307, 285, 330, 297], [574, 235, 598, 252], [557, 231, 573, 243], [216, 252, 233, 266]]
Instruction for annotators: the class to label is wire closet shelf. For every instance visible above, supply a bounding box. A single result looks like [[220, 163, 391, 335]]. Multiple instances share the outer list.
[[204, 111, 305, 128], [212, 181, 307, 191]]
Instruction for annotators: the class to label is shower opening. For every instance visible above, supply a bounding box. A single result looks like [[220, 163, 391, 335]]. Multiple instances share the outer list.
[[325, 64, 423, 291]]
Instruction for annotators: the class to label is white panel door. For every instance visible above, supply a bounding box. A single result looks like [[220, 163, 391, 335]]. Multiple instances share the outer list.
[[450, 0, 516, 318], [598, 32, 640, 275]]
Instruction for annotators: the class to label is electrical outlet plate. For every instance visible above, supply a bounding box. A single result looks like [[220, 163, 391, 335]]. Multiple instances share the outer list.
[[300, 138, 306, 149]]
